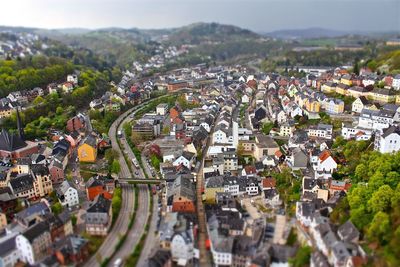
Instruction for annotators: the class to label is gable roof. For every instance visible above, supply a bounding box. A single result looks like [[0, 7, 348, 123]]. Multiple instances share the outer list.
[[0, 129, 27, 152]]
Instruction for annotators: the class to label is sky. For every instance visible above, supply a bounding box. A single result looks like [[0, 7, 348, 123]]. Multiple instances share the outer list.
[[1, 0, 399, 32]]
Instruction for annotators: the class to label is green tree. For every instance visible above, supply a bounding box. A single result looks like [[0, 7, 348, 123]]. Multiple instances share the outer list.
[[289, 246, 311, 267], [111, 160, 121, 174], [52, 202, 63, 215], [367, 211, 391, 244], [261, 122, 274, 135], [368, 185, 394, 213]]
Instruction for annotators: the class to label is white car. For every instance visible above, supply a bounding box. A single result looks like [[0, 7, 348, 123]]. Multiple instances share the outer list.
[[113, 258, 122, 267]]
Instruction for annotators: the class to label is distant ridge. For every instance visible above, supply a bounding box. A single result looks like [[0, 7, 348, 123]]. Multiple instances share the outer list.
[[263, 27, 348, 39]]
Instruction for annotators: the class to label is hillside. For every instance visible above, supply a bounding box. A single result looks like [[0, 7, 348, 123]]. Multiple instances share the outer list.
[[165, 22, 261, 45], [265, 27, 347, 39]]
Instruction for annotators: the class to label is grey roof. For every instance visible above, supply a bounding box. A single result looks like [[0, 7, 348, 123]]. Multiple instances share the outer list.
[[86, 195, 111, 225], [10, 174, 34, 193], [0, 234, 17, 257], [337, 220, 359, 242], [206, 175, 224, 188], [0, 129, 27, 152], [382, 126, 400, 138], [311, 251, 330, 267], [23, 221, 49, 242], [56, 180, 75, 196], [83, 135, 97, 148]]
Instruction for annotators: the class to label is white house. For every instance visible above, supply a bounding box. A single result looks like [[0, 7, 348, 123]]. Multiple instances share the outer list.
[[307, 124, 333, 140], [393, 74, 400, 90], [56, 180, 79, 208], [341, 123, 372, 141], [0, 233, 21, 267], [374, 126, 400, 153], [156, 103, 168, 116], [173, 151, 195, 169], [67, 74, 78, 85], [352, 97, 368, 114], [171, 231, 195, 265], [312, 150, 337, 179]]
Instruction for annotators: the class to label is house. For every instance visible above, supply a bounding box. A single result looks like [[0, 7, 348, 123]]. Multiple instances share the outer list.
[[156, 103, 169, 116], [14, 202, 51, 227], [287, 148, 308, 170], [167, 175, 196, 213], [204, 176, 224, 204], [85, 194, 112, 236], [17, 221, 51, 265], [9, 167, 53, 200], [264, 188, 280, 206], [66, 114, 86, 133], [170, 230, 195, 265], [173, 151, 195, 170], [148, 249, 172, 267], [312, 150, 337, 179], [77, 135, 97, 163], [56, 180, 79, 208], [305, 98, 321, 113], [262, 177, 276, 190], [254, 106, 267, 122], [49, 158, 65, 184], [335, 83, 349, 95], [62, 82, 74, 93], [392, 74, 400, 90], [341, 123, 372, 141], [374, 125, 400, 153], [369, 88, 396, 103], [321, 82, 337, 93], [86, 176, 114, 201], [167, 80, 188, 91], [279, 122, 295, 137], [0, 233, 21, 267], [307, 124, 333, 140], [241, 94, 250, 104], [352, 96, 368, 113], [326, 99, 344, 114], [337, 220, 359, 243], [52, 235, 89, 265], [67, 74, 78, 85], [348, 86, 372, 98]]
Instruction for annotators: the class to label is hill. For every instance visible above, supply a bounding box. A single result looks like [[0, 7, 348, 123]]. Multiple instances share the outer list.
[[264, 27, 348, 39]]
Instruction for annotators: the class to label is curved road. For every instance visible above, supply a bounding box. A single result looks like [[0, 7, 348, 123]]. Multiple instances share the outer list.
[[84, 104, 138, 267]]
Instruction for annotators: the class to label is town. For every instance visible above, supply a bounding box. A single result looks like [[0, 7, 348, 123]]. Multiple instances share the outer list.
[[0, 49, 399, 267], [0, 5, 399, 266]]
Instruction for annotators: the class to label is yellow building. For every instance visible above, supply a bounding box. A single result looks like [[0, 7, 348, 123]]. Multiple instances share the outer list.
[[321, 82, 337, 93], [0, 106, 12, 119], [335, 83, 349, 96], [78, 135, 97, 163], [204, 186, 224, 204], [305, 99, 321, 113], [369, 89, 396, 103], [396, 95, 400, 105], [340, 74, 353, 86]]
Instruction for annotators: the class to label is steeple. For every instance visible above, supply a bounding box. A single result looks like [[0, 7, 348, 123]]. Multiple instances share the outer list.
[[16, 107, 25, 141]]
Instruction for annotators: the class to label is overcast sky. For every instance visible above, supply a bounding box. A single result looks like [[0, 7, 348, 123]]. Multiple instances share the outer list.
[[1, 0, 399, 32]]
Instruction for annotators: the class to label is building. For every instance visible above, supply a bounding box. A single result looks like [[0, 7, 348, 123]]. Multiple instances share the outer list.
[[352, 96, 368, 114], [307, 124, 333, 140], [56, 180, 79, 208], [17, 222, 52, 265], [0, 233, 21, 267], [156, 103, 169, 116], [0, 109, 38, 159], [170, 231, 195, 265], [77, 135, 97, 163], [167, 80, 188, 91], [85, 176, 114, 201], [374, 126, 400, 154], [85, 194, 112, 236]]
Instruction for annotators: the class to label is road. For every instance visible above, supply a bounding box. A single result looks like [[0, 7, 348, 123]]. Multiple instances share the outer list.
[[107, 101, 154, 267], [84, 105, 139, 267]]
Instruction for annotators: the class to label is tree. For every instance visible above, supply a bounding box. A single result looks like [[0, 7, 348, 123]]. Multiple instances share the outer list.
[[289, 246, 311, 267], [369, 185, 394, 213], [52, 202, 63, 215], [105, 149, 119, 164], [162, 126, 170, 135], [261, 122, 274, 135], [353, 60, 360, 75], [111, 160, 121, 174], [367, 211, 391, 244]]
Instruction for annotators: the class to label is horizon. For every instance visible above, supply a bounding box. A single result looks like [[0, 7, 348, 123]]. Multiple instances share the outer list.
[[1, 0, 399, 33]]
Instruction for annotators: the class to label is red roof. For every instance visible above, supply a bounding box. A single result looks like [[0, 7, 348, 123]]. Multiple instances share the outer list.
[[262, 177, 276, 188], [275, 150, 283, 158], [319, 150, 331, 162], [244, 166, 257, 174]]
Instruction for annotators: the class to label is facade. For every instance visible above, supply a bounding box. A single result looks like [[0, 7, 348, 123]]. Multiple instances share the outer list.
[[17, 222, 51, 265], [374, 126, 400, 153], [56, 180, 79, 208], [85, 194, 112, 236]]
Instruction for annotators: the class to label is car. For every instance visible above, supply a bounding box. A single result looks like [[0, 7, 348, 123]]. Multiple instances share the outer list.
[[113, 258, 122, 267]]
